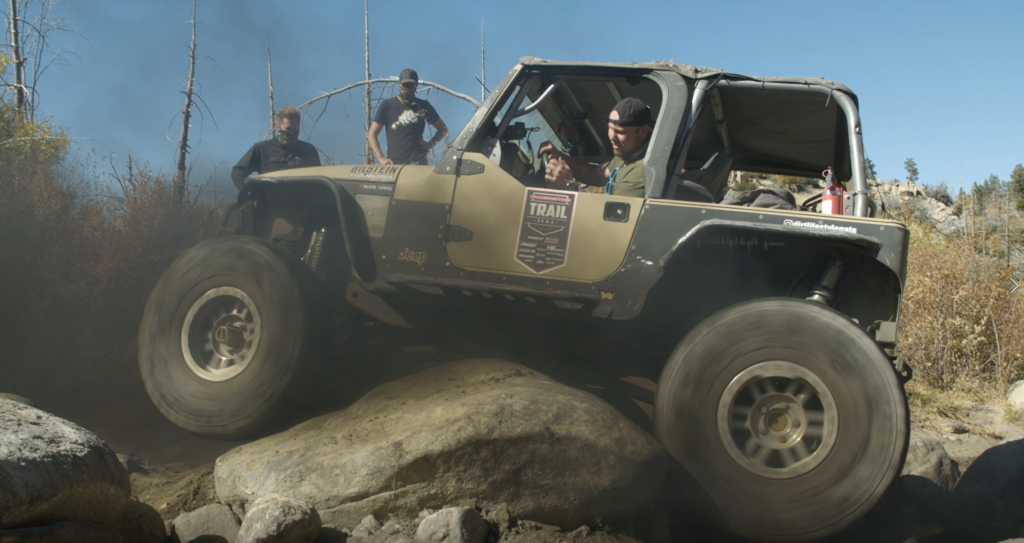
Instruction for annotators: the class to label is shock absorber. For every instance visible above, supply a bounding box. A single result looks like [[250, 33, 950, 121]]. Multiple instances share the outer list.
[[807, 259, 844, 305], [302, 227, 330, 279]]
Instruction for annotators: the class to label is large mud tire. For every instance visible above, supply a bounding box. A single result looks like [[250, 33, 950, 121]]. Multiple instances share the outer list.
[[654, 298, 908, 542], [139, 236, 324, 438]]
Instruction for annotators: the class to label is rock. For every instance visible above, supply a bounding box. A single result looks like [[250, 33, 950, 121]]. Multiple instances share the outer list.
[[1008, 380, 1024, 412], [359, 515, 382, 533], [115, 454, 148, 475], [901, 434, 960, 492], [891, 434, 961, 519], [235, 495, 321, 543], [111, 498, 165, 543], [939, 421, 969, 434], [310, 528, 347, 543], [0, 399, 132, 530], [215, 359, 667, 529], [189, 537, 230, 543], [415, 508, 489, 543], [380, 520, 402, 535], [0, 393, 32, 407], [953, 439, 1024, 529], [649, 512, 670, 543], [569, 525, 591, 538], [0, 521, 123, 542], [481, 504, 511, 535], [172, 503, 240, 543]]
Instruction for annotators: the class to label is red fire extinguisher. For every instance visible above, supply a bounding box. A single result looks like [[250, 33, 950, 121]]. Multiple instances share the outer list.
[[821, 167, 845, 215]]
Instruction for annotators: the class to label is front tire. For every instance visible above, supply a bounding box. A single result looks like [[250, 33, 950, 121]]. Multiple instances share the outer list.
[[654, 298, 907, 542], [139, 236, 324, 438]]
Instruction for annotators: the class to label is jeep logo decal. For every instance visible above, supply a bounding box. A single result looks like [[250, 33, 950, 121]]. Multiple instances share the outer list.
[[397, 247, 427, 265]]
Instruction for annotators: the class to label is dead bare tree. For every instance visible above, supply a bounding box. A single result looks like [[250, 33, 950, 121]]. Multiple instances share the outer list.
[[480, 18, 485, 103], [7, 0, 24, 117], [363, 0, 372, 164], [173, 0, 199, 203], [2, 0, 83, 121], [167, 0, 215, 204], [266, 30, 275, 137]]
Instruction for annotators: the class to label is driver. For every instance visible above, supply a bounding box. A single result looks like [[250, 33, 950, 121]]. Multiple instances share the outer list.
[[538, 97, 653, 197]]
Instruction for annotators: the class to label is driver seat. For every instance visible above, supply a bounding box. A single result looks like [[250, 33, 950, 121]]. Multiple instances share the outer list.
[[666, 148, 733, 202]]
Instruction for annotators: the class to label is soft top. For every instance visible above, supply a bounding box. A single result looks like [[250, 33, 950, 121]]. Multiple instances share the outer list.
[[520, 57, 861, 181]]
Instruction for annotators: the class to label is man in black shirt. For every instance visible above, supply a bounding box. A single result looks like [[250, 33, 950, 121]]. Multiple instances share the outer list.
[[231, 106, 321, 191], [367, 68, 448, 165]]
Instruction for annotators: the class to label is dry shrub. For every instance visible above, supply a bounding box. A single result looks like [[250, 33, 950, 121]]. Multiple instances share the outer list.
[[0, 105, 217, 364], [897, 221, 1024, 395]]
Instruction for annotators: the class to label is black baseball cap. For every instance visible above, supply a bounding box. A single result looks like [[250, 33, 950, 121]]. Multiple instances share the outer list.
[[400, 68, 419, 85], [609, 97, 653, 127]]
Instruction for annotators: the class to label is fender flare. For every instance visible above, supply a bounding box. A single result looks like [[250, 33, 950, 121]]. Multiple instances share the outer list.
[[237, 176, 376, 281]]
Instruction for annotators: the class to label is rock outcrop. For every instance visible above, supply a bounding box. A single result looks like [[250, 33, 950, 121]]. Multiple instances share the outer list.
[[215, 359, 667, 530]]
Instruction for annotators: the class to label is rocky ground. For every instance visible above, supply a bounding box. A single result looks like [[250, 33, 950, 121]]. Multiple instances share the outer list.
[[5, 321, 1024, 543]]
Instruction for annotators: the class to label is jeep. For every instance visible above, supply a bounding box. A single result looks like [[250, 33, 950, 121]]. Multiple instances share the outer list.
[[140, 57, 910, 541]]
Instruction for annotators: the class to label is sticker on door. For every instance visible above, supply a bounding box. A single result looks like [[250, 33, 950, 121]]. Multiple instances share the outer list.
[[515, 188, 577, 273]]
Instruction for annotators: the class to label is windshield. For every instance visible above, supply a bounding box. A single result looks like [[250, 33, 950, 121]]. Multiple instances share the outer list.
[[471, 71, 663, 186]]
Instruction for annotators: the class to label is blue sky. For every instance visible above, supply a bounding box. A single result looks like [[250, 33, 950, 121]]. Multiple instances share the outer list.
[[33, 0, 1024, 195]]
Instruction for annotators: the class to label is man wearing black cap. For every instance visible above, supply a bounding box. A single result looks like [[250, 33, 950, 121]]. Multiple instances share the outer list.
[[367, 68, 448, 165], [539, 97, 653, 197]]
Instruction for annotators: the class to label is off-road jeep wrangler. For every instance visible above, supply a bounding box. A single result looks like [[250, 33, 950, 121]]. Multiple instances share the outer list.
[[140, 57, 911, 541]]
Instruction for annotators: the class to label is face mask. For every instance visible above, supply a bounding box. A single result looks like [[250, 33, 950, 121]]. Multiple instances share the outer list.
[[399, 85, 416, 98], [276, 129, 298, 147]]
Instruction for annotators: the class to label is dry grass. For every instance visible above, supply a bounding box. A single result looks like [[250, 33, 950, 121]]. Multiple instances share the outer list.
[[906, 382, 1004, 439]]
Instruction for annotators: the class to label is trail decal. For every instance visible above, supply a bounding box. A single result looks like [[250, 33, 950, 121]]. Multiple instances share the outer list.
[[515, 188, 577, 273]]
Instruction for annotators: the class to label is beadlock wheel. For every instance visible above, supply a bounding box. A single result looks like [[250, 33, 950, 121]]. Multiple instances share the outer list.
[[717, 360, 838, 479], [654, 298, 908, 542], [139, 236, 325, 438], [181, 287, 262, 382]]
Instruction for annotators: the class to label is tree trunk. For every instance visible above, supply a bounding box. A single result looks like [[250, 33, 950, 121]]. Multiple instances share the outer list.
[[175, 0, 198, 203], [480, 19, 485, 103], [267, 31, 275, 137], [8, 0, 26, 119]]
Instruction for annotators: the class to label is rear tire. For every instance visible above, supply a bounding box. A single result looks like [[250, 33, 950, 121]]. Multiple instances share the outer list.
[[139, 236, 324, 438], [654, 298, 907, 542]]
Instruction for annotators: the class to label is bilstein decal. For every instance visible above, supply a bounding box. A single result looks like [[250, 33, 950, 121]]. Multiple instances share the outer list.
[[782, 219, 858, 234], [348, 164, 403, 182], [397, 247, 427, 265], [515, 188, 577, 273]]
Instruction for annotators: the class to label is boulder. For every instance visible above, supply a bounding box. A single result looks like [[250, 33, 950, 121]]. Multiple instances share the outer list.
[[891, 434, 961, 520], [1008, 380, 1024, 412], [0, 399, 132, 530], [902, 434, 961, 492], [0, 521, 123, 542], [215, 359, 667, 530], [111, 498, 166, 543], [953, 439, 1024, 528], [236, 495, 321, 543], [0, 393, 33, 407], [415, 508, 489, 543], [172, 503, 240, 543]]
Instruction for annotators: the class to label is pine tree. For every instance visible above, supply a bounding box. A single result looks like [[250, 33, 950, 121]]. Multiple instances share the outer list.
[[904, 158, 919, 184], [864, 157, 877, 180]]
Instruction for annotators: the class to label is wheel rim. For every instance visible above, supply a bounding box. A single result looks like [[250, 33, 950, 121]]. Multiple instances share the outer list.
[[717, 360, 838, 479], [180, 287, 261, 382]]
